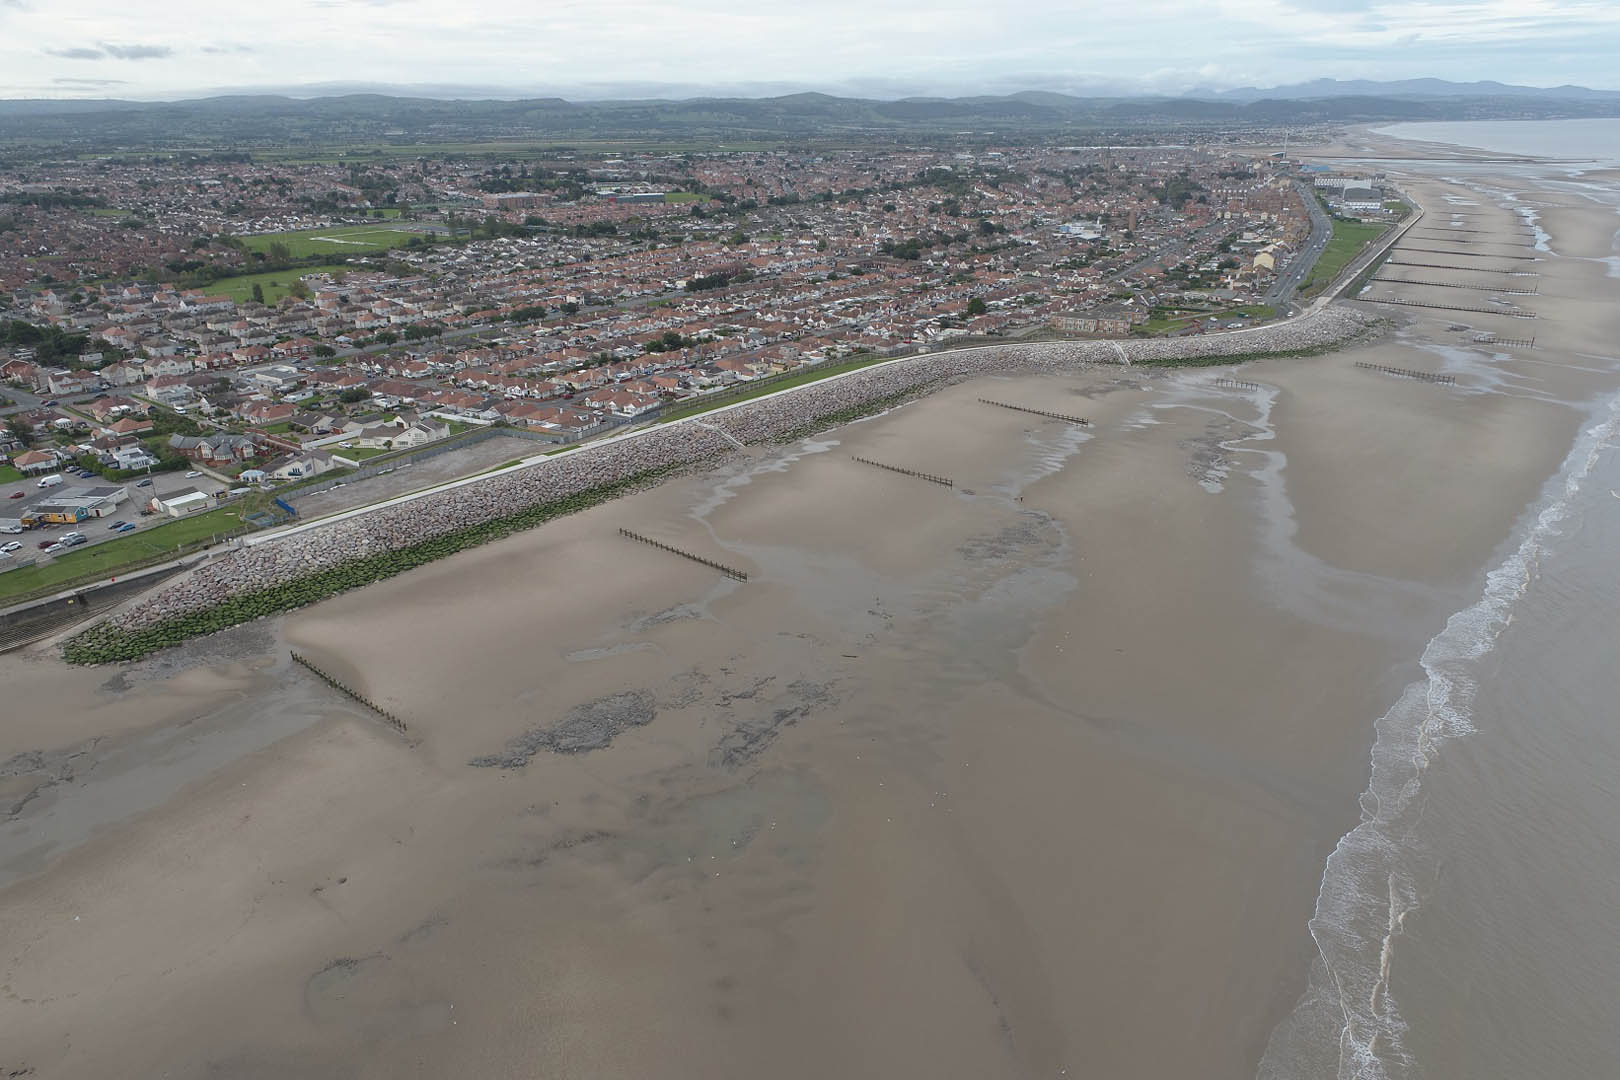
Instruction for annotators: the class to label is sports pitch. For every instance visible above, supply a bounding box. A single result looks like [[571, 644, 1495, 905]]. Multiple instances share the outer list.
[[240, 225, 427, 257]]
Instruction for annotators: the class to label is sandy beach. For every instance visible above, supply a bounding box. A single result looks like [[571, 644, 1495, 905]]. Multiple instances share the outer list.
[[5, 152, 1619, 1079]]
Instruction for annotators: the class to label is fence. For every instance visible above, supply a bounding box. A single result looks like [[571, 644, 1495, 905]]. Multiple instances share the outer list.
[[1355, 361, 1456, 385], [850, 455, 953, 487], [619, 528, 748, 581], [290, 651, 408, 733], [978, 398, 1090, 425]]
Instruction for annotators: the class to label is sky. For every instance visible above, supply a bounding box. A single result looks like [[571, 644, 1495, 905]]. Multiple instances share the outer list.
[[5, 0, 1620, 100]]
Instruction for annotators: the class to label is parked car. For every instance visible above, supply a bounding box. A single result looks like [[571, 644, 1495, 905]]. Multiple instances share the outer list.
[[7, 491, 22, 499], [0, 525, 21, 535], [137, 478, 153, 487], [42, 542, 62, 552], [107, 520, 126, 530], [185, 471, 201, 478], [1, 541, 22, 552], [36, 539, 55, 549], [114, 522, 137, 533]]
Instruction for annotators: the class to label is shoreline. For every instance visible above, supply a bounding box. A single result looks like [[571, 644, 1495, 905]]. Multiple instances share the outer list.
[[62, 306, 1383, 663], [5, 134, 1618, 1079]]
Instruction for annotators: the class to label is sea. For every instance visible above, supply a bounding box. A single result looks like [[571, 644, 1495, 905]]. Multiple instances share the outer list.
[[1259, 119, 1620, 1079], [1374, 117, 1620, 166]]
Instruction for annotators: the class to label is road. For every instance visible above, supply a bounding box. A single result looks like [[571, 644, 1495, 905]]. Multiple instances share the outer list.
[[1266, 180, 1334, 309]]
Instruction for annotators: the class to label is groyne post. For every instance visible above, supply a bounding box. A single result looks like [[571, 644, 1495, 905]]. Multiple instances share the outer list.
[[850, 456, 954, 487], [978, 398, 1090, 425], [1354, 361, 1456, 385], [290, 651, 409, 733], [619, 528, 749, 581]]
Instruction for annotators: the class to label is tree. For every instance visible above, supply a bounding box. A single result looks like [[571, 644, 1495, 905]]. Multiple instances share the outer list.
[[967, 297, 987, 316], [250, 283, 265, 304], [338, 387, 370, 404], [313, 344, 336, 358]]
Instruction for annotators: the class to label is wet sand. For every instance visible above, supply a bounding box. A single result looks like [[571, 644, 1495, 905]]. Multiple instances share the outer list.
[[4, 165, 1617, 1078]]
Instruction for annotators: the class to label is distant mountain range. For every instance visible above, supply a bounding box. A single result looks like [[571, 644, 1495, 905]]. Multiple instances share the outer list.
[[2, 79, 1617, 149], [1183, 78, 1620, 104]]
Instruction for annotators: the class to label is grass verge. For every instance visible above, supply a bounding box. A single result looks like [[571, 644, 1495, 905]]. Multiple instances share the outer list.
[[0, 505, 253, 604]]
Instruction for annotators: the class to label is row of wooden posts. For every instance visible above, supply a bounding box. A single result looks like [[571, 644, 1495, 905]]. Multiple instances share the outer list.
[[1355, 361, 1457, 385], [1400, 247, 1539, 261], [1476, 336, 1536, 348], [978, 398, 1091, 425], [1358, 296, 1537, 319], [1373, 275, 1537, 295], [1213, 378, 1264, 392], [619, 528, 749, 581], [290, 651, 409, 733], [850, 455, 954, 487], [1384, 260, 1538, 277]]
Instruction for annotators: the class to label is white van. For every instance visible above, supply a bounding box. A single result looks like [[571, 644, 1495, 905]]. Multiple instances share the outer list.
[[37, 474, 63, 488]]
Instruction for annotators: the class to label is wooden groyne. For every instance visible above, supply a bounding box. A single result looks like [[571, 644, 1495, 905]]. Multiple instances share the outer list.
[[290, 651, 408, 733], [619, 528, 748, 581], [1356, 296, 1536, 318], [978, 398, 1090, 425], [1415, 227, 1494, 235], [1355, 362, 1456, 385], [1383, 260, 1538, 276], [1372, 276, 1537, 295], [1400, 247, 1538, 261], [1474, 335, 1536, 348], [851, 455, 953, 487], [1212, 377, 1264, 392]]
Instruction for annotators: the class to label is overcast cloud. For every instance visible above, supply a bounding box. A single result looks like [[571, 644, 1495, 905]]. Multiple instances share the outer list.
[[4, 0, 1620, 99]]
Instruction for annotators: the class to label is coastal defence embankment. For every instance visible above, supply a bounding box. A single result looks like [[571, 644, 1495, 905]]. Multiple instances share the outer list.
[[62, 304, 1379, 662]]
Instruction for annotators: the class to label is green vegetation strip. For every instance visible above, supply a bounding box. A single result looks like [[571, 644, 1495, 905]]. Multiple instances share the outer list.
[[61, 462, 688, 664], [1302, 219, 1388, 297], [0, 505, 252, 604], [1131, 339, 1360, 370]]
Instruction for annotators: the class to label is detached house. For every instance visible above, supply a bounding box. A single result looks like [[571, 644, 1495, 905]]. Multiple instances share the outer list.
[[168, 433, 259, 465]]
